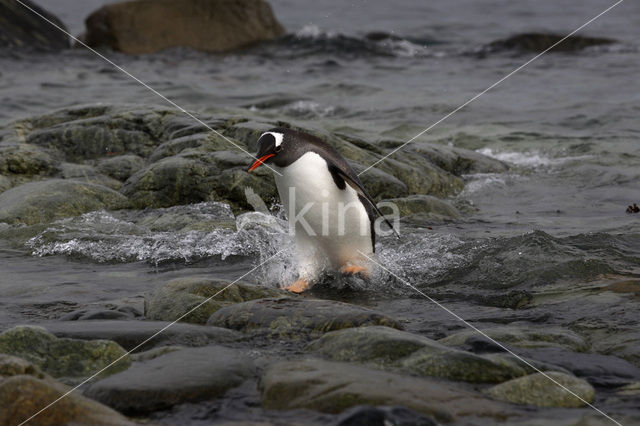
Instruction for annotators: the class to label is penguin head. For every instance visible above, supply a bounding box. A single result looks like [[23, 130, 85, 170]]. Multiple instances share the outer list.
[[247, 128, 293, 171]]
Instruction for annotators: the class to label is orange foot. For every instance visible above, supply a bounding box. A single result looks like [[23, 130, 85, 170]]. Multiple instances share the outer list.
[[284, 278, 311, 293], [340, 264, 370, 279]]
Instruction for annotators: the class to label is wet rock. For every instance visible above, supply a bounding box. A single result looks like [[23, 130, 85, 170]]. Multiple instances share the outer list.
[[588, 329, 640, 369], [121, 155, 217, 208], [518, 347, 640, 388], [0, 376, 135, 426], [131, 201, 236, 232], [486, 33, 615, 53], [353, 165, 408, 200], [59, 307, 141, 321], [410, 142, 510, 175], [335, 405, 437, 426], [58, 163, 123, 190], [0, 142, 57, 177], [0, 325, 129, 381], [145, 277, 288, 324], [208, 298, 402, 339], [440, 325, 589, 352], [307, 326, 530, 383], [484, 372, 595, 407], [97, 155, 146, 182], [0, 179, 130, 225], [41, 320, 240, 352], [0, 175, 11, 193], [383, 194, 460, 221], [0, 353, 45, 379], [259, 359, 515, 422], [0, 0, 70, 50], [82, 0, 285, 54], [85, 345, 255, 415]]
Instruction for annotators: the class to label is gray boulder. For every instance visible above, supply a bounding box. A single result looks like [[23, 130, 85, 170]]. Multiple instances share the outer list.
[[85, 345, 255, 414], [82, 0, 285, 54], [484, 372, 595, 408], [0, 325, 129, 381], [259, 359, 517, 422], [41, 320, 240, 352], [145, 276, 288, 324], [208, 298, 403, 339], [0, 179, 130, 225]]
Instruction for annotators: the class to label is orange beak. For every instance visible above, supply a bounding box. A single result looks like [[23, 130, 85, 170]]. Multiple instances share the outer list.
[[248, 154, 275, 172]]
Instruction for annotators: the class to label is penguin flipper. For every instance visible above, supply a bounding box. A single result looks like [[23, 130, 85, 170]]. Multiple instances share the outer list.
[[327, 164, 400, 238]]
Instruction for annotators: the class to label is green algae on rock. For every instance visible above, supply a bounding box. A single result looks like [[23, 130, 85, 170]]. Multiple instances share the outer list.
[[208, 298, 403, 339], [0, 179, 130, 225], [259, 359, 517, 423], [145, 277, 288, 324], [0, 325, 130, 381], [484, 371, 595, 408]]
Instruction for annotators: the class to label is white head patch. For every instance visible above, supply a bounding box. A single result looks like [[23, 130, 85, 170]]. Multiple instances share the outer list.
[[263, 132, 284, 148]]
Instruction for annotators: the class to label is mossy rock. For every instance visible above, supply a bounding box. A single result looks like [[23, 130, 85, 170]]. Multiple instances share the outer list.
[[208, 298, 403, 339], [0, 376, 135, 425], [307, 326, 531, 383], [0, 326, 130, 381], [383, 194, 460, 221], [145, 277, 288, 324], [484, 372, 595, 407], [439, 325, 589, 352], [0, 179, 130, 225], [0, 142, 58, 176]]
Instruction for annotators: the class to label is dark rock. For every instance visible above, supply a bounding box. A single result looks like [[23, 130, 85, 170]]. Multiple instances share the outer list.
[[335, 405, 437, 426], [0, 0, 70, 50], [0, 142, 57, 177], [307, 326, 532, 383], [82, 0, 285, 54], [259, 359, 516, 422], [97, 154, 146, 181], [208, 298, 403, 339], [410, 142, 510, 175], [487, 33, 615, 54], [0, 375, 135, 425], [519, 347, 640, 388], [85, 345, 255, 415], [0, 353, 45, 379], [382, 194, 460, 221], [484, 372, 595, 408], [439, 325, 589, 352], [41, 320, 240, 352], [145, 277, 288, 324], [0, 325, 129, 381], [59, 309, 138, 321], [0, 179, 130, 225]]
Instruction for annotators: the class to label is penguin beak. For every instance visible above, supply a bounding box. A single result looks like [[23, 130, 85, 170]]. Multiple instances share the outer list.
[[248, 154, 275, 172]]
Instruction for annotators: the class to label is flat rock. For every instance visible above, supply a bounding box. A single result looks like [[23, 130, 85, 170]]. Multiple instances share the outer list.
[[439, 325, 589, 352], [0, 325, 129, 381], [519, 347, 640, 388], [411, 142, 509, 175], [0, 179, 130, 225], [41, 320, 240, 352], [85, 345, 255, 415], [146, 277, 288, 324], [335, 405, 437, 426], [383, 194, 460, 221], [259, 359, 516, 423], [484, 372, 595, 408], [307, 326, 532, 383], [0, 0, 70, 50], [0, 375, 135, 425], [486, 32, 615, 53], [207, 298, 403, 339], [82, 0, 285, 54]]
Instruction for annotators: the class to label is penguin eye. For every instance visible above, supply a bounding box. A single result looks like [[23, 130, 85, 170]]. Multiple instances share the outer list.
[[274, 145, 282, 153]]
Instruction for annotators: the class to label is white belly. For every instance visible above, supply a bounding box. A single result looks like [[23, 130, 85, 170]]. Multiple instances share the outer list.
[[274, 152, 373, 271]]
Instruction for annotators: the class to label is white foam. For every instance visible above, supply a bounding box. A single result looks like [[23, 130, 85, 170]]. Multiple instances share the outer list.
[[477, 148, 590, 167]]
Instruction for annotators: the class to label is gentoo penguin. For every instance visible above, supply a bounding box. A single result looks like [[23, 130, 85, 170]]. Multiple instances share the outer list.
[[247, 128, 396, 293]]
